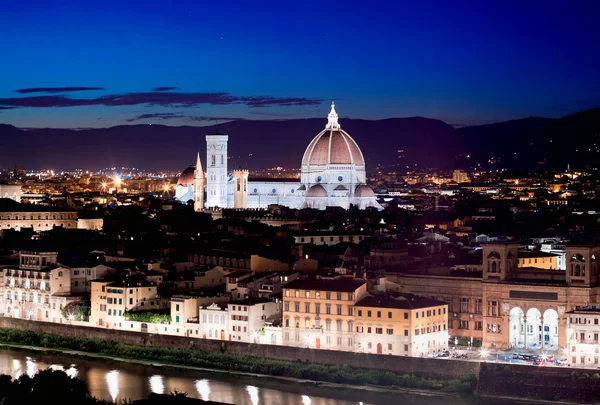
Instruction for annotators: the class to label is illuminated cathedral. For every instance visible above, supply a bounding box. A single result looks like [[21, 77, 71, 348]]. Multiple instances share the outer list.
[[175, 103, 381, 211]]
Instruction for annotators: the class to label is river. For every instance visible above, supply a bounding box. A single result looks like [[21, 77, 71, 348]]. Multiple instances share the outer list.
[[0, 347, 526, 405]]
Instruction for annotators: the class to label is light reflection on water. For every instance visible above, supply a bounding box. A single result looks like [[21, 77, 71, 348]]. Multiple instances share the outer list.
[[0, 348, 473, 405], [150, 375, 164, 394], [195, 379, 210, 401], [105, 370, 119, 402]]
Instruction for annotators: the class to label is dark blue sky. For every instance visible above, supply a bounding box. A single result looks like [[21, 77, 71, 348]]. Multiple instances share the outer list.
[[1, 0, 598, 128]]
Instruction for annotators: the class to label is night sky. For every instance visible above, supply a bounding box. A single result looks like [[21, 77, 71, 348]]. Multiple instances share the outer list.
[[1, 0, 599, 128]]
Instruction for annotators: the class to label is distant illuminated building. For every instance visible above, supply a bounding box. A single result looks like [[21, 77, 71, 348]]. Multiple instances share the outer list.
[[0, 183, 21, 202], [452, 169, 469, 183]]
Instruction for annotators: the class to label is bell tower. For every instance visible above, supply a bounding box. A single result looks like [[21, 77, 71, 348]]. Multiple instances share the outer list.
[[206, 132, 228, 208], [193, 152, 205, 212], [481, 241, 519, 281], [565, 245, 600, 287]]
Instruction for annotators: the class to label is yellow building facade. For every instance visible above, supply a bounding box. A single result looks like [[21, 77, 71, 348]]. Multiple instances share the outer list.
[[282, 278, 368, 351], [354, 295, 448, 357]]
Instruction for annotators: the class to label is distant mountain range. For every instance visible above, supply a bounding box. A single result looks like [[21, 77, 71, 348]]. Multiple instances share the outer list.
[[1, 107, 598, 172]]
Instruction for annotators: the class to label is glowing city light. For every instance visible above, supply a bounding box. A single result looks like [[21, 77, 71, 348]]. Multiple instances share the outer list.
[[150, 375, 165, 394], [303, 335, 312, 348], [246, 385, 259, 405], [196, 379, 210, 401], [101, 181, 107, 190], [479, 348, 489, 360], [106, 370, 120, 402], [114, 175, 122, 187], [163, 184, 170, 192], [356, 340, 369, 353], [301, 395, 312, 405]]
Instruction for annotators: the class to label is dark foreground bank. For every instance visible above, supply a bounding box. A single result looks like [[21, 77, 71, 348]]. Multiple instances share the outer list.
[[0, 368, 231, 405]]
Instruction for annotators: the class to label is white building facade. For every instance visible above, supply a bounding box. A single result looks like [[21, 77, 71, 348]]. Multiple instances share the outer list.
[[199, 303, 229, 340], [0, 251, 76, 322], [228, 299, 279, 342], [567, 303, 600, 367]]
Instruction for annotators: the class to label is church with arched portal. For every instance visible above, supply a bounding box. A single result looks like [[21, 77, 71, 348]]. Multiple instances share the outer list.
[[392, 241, 600, 352]]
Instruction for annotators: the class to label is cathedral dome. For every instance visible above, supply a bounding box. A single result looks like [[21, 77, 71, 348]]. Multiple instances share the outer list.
[[306, 184, 328, 197], [177, 165, 196, 186], [354, 184, 375, 197], [301, 102, 365, 167]]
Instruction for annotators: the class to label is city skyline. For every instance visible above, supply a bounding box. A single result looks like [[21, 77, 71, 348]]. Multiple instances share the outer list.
[[1, 0, 599, 128]]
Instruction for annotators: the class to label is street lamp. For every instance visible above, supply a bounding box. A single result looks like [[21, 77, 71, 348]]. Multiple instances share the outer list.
[[479, 347, 489, 362]]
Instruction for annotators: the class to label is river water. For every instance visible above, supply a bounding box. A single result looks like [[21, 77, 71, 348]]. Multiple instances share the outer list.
[[0, 347, 520, 405]]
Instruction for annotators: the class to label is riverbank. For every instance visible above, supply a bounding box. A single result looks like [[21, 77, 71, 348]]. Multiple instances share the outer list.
[[0, 328, 476, 394], [0, 343, 460, 402]]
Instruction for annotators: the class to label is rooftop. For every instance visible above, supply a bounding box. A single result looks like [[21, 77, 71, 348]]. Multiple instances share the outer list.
[[0, 198, 76, 213], [283, 278, 366, 293], [518, 250, 560, 259], [355, 294, 448, 310], [229, 297, 274, 306]]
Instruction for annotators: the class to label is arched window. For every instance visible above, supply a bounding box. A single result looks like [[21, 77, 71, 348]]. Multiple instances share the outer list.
[[491, 261, 497, 273], [575, 264, 581, 277]]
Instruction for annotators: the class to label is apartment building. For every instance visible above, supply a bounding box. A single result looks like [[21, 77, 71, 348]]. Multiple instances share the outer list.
[[228, 298, 279, 342], [567, 304, 600, 367], [0, 251, 76, 322], [69, 264, 113, 294], [282, 278, 368, 351], [354, 294, 448, 357], [90, 280, 160, 328]]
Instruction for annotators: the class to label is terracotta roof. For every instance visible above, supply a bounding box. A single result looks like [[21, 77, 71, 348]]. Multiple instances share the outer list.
[[177, 165, 196, 186], [302, 129, 365, 166], [356, 294, 447, 310], [0, 198, 76, 213], [283, 278, 366, 292]]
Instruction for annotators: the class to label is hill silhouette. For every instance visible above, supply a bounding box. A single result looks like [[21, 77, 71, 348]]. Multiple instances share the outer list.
[[1, 107, 598, 171]]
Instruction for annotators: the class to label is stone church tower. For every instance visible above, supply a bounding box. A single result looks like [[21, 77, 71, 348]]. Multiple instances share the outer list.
[[193, 152, 205, 212], [206, 132, 229, 208]]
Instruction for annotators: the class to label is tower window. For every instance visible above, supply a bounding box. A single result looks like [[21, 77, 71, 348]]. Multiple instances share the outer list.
[[272, 188, 276, 193], [338, 176, 343, 181], [221, 155, 224, 164], [211, 155, 216, 165], [317, 176, 322, 182]]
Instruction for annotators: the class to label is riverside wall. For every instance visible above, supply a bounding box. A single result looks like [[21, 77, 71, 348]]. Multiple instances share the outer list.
[[477, 363, 600, 402], [4, 317, 600, 402], [0, 317, 477, 379]]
